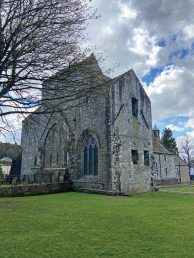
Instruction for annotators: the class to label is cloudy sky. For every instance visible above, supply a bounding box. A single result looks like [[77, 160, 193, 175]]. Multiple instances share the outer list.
[[87, 0, 194, 145], [1, 0, 194, 145]]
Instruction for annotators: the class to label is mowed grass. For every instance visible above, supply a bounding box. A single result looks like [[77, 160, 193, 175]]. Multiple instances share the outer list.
[[160, 185, 194, 192], [1, 192, 194, 258]]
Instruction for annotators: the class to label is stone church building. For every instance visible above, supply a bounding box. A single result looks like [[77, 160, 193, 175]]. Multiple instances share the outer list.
[[21, 54, 153, 195], [152, 125, 190, 185]]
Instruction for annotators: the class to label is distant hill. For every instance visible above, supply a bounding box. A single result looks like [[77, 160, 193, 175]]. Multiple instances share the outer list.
[[0, 142, 21, 160]]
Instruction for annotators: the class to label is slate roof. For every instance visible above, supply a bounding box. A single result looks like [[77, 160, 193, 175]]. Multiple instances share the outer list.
[[0, 157, 12, 163], [153, 138, 173, 155], [174, 155, 187, 166]]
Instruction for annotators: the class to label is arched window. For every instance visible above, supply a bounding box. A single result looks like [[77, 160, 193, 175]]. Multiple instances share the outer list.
[[82, 135, 98, 176], [152, 161, 158, 175]]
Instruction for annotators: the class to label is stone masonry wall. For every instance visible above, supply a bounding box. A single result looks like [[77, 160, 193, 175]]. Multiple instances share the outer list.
[[0, 182, 72, 197], [72, 91, 112, 190], [21, 56, 154, 195], [153, 153, 178, 182], [179, 165, 190, 184], [110, 70, 153, 194]]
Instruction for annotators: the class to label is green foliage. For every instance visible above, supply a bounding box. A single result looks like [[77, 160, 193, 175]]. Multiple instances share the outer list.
[[1, 192, 194, 257], [161, 127, 178, 153], [0, 142, 21, 159]]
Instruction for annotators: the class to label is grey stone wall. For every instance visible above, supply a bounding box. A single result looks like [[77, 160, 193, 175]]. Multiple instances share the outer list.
[[21, 108, 46, 175], [0, 182, 72, 197], [109, 70, 152, 194], [21, 57, 153, 195], [21, 91, 112, 191], [177, 165, 190, 184], [153, 153, 178, 183], [73, 92, 112, 189]]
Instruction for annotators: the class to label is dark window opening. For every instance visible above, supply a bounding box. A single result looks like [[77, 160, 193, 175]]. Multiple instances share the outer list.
[[132, 150, 138, 164], [165, 168, 168, 176], [57, 153, 59, 163], [84, 146, 88, 175], [164, 155, 166, 162], [94, 145, 98, 176], [34, 156, 37, 166], [83, 137, 98, 176], [64, 151, 68, 167], [89, 145, 93, 175], [85, 96, 90, 104], [144, 151, 149, 166], [119, 78, 124, 102], [132, 98, 138, 117]]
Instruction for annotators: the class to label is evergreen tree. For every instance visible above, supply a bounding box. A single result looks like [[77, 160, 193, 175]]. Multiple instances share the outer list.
[[161, 127, 178, 154], [0, 142, 21, 159]]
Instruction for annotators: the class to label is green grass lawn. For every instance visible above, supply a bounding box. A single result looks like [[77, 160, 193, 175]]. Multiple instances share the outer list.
[[160, 185, 194, 192], [1, 192, 194, 258]]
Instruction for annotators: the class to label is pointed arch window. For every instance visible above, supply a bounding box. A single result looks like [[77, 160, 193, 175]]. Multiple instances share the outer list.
[[82, 136, 98, 176]]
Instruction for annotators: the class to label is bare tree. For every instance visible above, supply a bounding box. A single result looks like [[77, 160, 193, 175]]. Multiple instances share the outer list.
[[180, 137, 194, 180], [0, 0, 106, 137]]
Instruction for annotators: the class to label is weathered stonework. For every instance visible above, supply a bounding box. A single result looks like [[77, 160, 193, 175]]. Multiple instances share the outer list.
[[0, 183, 72, 197], [152, 127, 189, 185], [174, 155, 190, 184], [21, 54, 153, 195]]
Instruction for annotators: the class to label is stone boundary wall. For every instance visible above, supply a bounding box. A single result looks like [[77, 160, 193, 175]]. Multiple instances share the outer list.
[[0, 182, 72, 197], [155, 179, 180, 186]]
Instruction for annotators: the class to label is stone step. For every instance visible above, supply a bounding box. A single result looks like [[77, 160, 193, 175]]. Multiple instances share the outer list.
[[78, 188, 120, 196]]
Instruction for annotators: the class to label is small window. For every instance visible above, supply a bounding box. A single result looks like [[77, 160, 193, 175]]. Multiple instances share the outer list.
[[34, 156, 37, 166], [144, 151, 149, 166], [132, 150, 138, 164], [85, 96, 90, 104], [64, 151, 68, 166], [119, 78, 124, 102], [132, 98, 138, 117], [165, 168, 168, 176], [164, 155, 166, 162]]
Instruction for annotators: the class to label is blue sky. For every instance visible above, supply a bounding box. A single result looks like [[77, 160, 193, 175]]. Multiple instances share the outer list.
[[86, 0, 194, 147], [1, 0, 194, 147]]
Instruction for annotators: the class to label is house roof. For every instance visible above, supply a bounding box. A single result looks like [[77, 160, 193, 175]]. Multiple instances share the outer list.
[[153, 138, 173, 155], [174, 155, 187, 166], [0, 157, 12, 163]]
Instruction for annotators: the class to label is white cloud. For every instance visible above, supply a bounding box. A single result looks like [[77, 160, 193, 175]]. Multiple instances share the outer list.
[[186, 118, 194, 129], [0, 113, 23, 143], [166, 124, 184, 132], [3, 0, 194, 142], [184, 24, 194, 39], [145, 65, 194, 123], [127, 28, 160, 67], [88, 0, 194, 80], [119, 3, 137, 21]]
